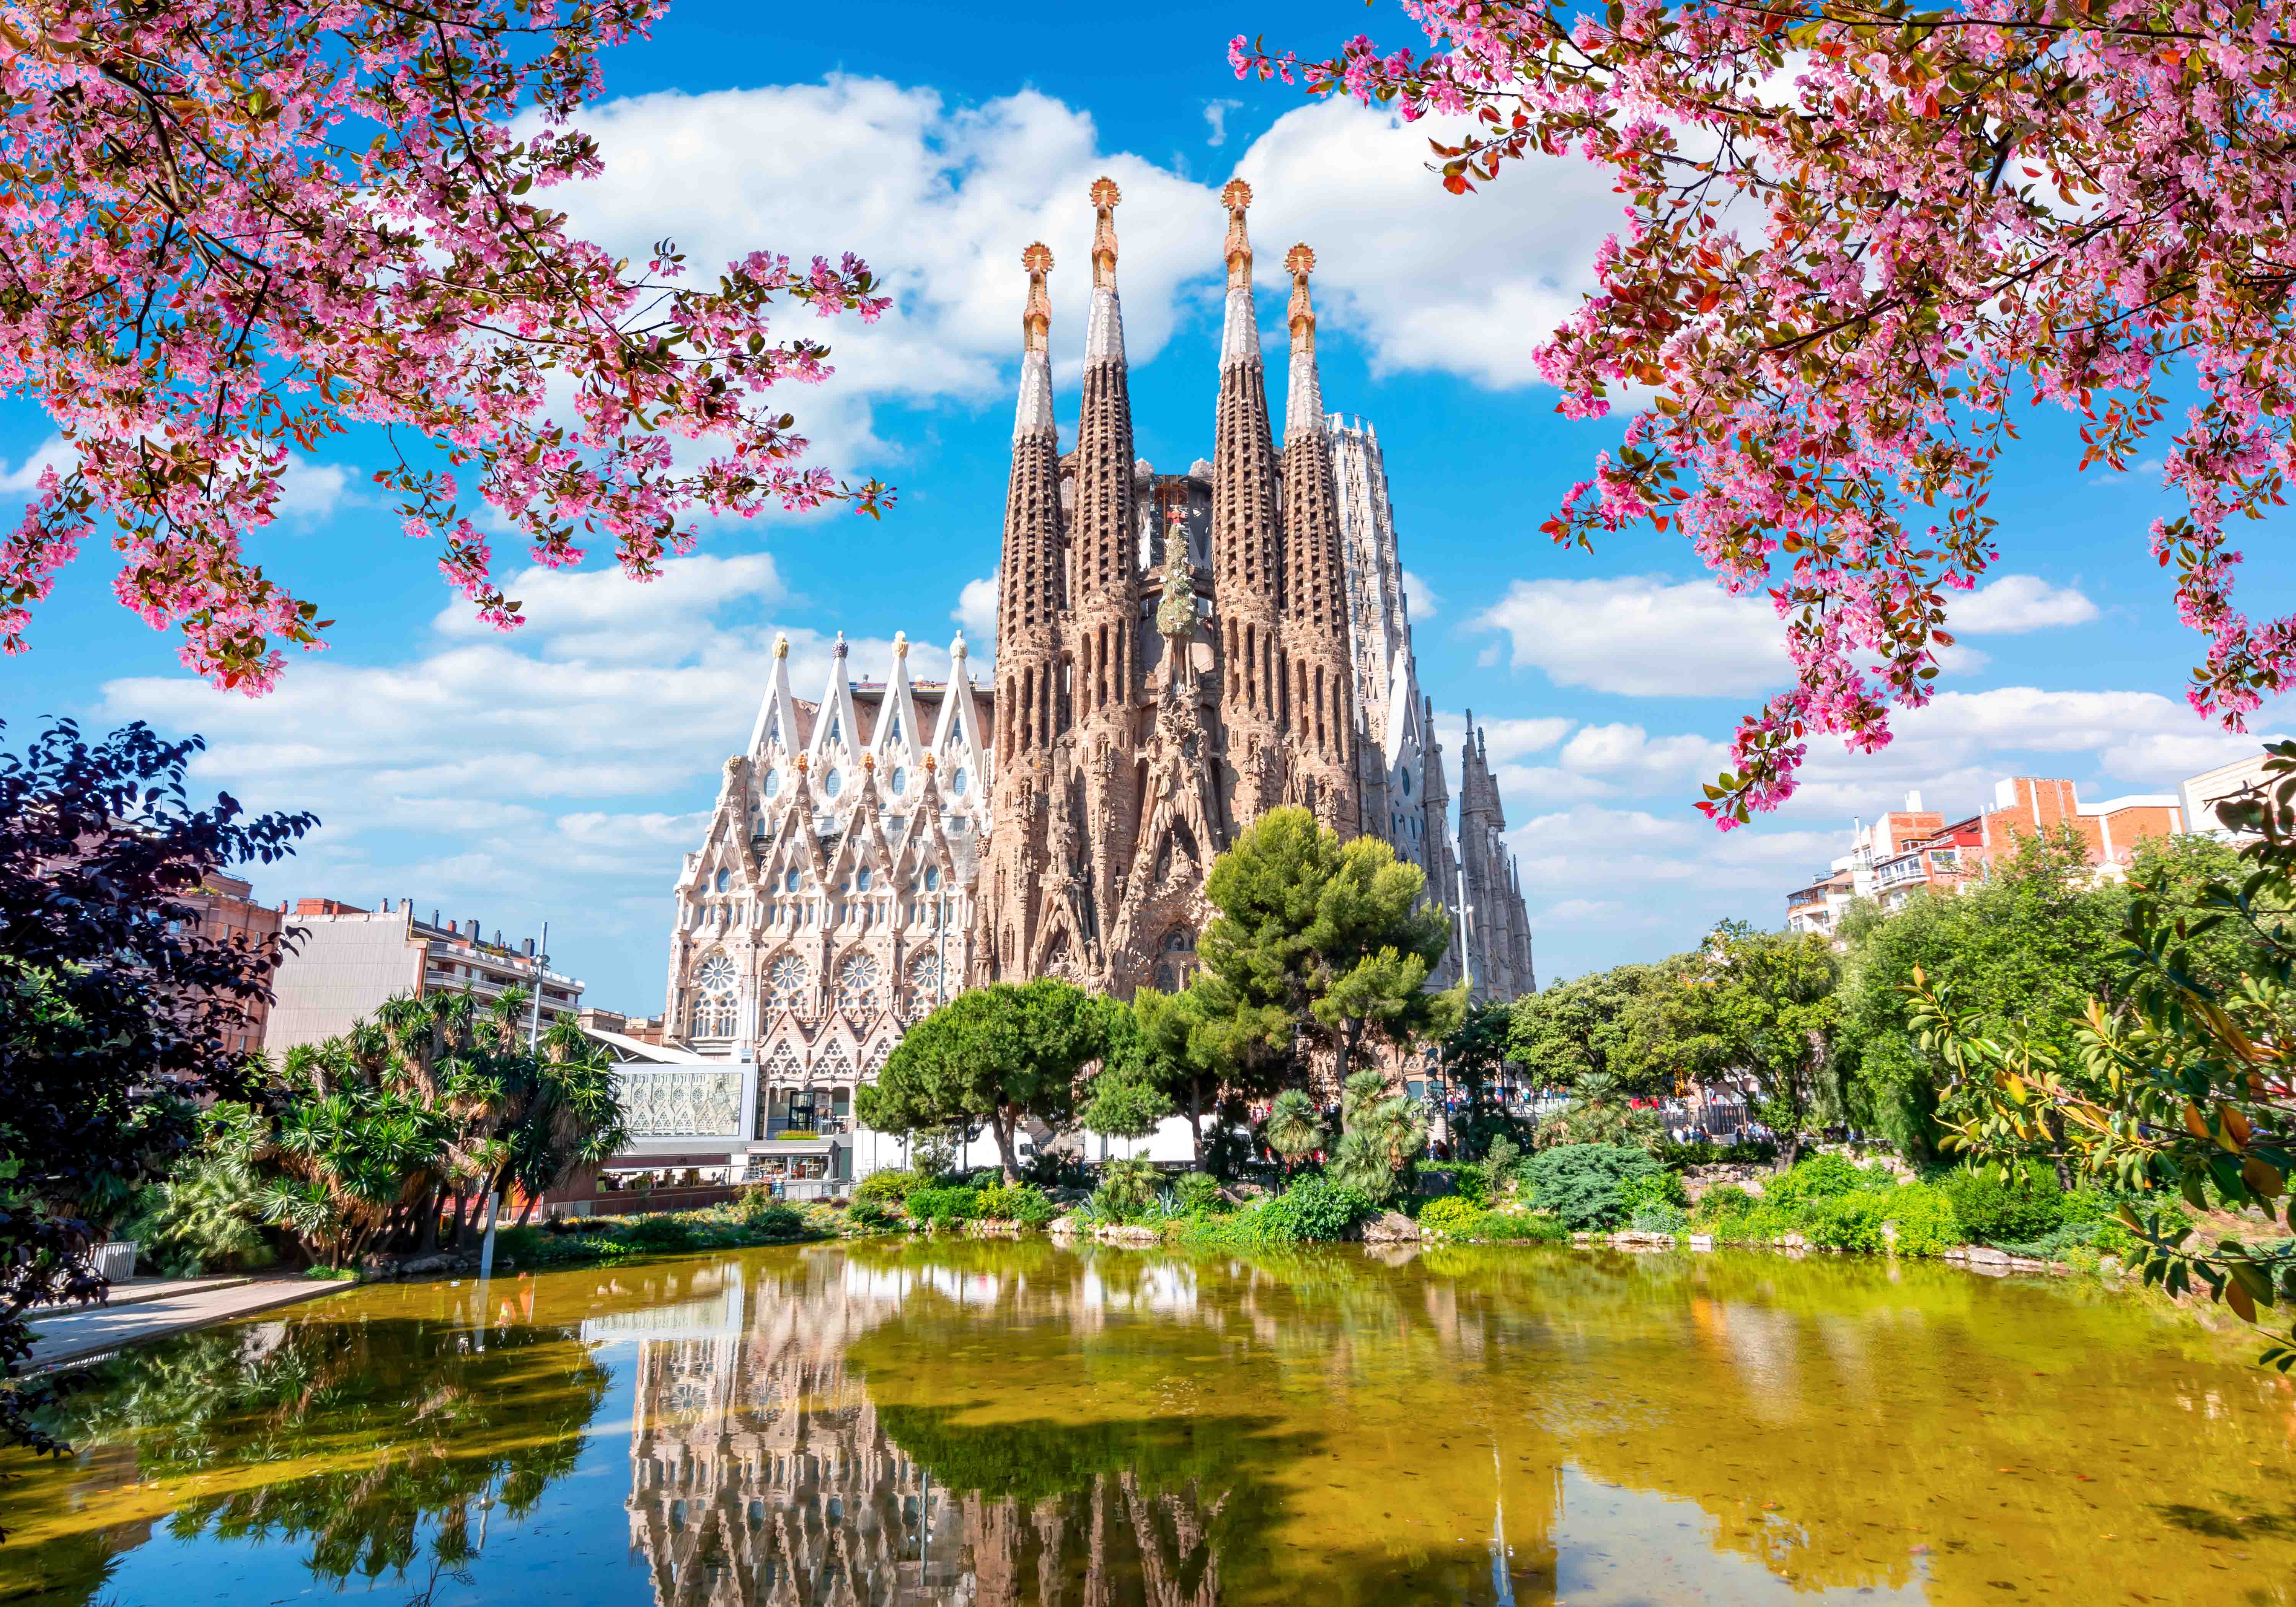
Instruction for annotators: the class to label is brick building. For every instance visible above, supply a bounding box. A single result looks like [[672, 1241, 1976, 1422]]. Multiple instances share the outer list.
[[1786, 777, 2187, 935], [182, 873, 287, 1056]]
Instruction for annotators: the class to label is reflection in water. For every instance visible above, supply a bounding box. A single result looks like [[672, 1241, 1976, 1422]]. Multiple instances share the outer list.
[[6, 1243, 2296, 1607]]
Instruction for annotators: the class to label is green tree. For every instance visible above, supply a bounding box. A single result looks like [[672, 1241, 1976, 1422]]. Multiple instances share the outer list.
[[1436, 1002, 1518, 1160], [1908, 744, 2296, 1369], [1508, 964, 1671, 1093], [1189, 807, 1465, 1094], [857, 979, 1105, 1183], [0, 718, 312, 1460], [1649, 926, 1840, 1166], [1833, 828, 2253, 1167], [1096, 986, 1220, 1165]]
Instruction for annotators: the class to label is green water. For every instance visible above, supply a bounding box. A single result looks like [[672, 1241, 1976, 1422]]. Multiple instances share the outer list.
[[4, 1242, 2293, 1606]]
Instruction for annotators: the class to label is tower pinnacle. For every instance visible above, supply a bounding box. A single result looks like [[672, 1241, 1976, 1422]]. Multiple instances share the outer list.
[[1014, 242, 1055, 440], [1219, 179, 1259, 371], [1283, 243, 1324, 443], [1084, 179, 1126, 364], [1090, 176, 1120, 289]]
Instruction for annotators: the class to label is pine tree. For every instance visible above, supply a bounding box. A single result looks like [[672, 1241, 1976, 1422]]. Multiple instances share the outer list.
[[1190, 807, 1464, 1093]]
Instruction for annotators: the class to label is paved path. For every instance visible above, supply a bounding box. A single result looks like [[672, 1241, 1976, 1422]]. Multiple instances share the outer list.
[[26, 1277, 351, 1370]]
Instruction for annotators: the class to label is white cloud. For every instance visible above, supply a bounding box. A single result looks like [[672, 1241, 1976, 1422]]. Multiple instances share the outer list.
[[1203, 99, 1242, 148], [0, 434, 73, 494], [96, 553, 982, 1006], [543, 77, 1232, 469], [1435, 712, 1573, 764], [953, 575, 998, 657], [1949, 574, 2099, 634], [1234, 98, 1625, 388], [1401, 568, 1440, 623], [276, 457, 351, 521], [532, 72, 1627, 483], [1558, 722, 1730, 787], [1472, 574, 1784, 697]]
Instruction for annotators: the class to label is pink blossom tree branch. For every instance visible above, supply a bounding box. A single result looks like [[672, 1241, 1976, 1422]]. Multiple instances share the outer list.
[[0, 0, 889, 691], [1237, 1, 2296, 824]]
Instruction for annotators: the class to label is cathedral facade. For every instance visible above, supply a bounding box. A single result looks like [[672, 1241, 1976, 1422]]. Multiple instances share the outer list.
[[649, 179, 1531, 1181]]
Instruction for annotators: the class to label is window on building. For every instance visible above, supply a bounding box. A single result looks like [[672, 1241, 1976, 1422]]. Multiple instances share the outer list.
[[950, 766, 969, 796], [825, 769, 843, 799], [763, 768, 782, 798], [856, 867, 873, 892], [923, 866, 941, 892], [714, 868, 731, 893]]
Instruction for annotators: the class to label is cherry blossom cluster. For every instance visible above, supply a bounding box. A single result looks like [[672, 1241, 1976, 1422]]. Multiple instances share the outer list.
[[0, 0, 887, 691], [1238, 2, 2296, 824]]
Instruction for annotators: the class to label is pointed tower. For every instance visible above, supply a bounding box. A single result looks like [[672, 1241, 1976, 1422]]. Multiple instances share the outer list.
[[1277, 242, 1358, 836], [977, 244, 1065, 983], [1066, 176, 1146, 963], [1456, 719, 1516, 1001], [1419, 696, 1464, 990], [1210, 179, 1287, 823]]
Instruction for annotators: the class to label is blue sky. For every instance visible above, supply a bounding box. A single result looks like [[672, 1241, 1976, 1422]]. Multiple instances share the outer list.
[[2, 0, 2285, 1013]]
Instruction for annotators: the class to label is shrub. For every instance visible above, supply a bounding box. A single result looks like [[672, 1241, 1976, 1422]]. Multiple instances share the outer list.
[[1470, 1210, 1567, 1242], [1257, 1176, 1375, 1242], [1880, 1183, 1961, 1256], [1618, 1169, 1689, 1216], [845, 1198, 900, 1234], [1693, 1183, 1758, 1224], [1094, 1156, 1161, 1217], [1806, 1190, 1892, 1252], [1417, 1195, 1481, 1235], [977, 1183, 1057, 1227], [905, 1186, 983, 1228], [1521, 1144, 1666, 1232], [1763, 1153, 1872, 1211], [856, 1169, 924, 1205], [1628, 1202, 1688, 1234], [740, 1201, 806, 1239], [492, 1224, 549, 1263], [620, 1214, 698, 1253], [1938, 1162, 2068, 1244], [1174, 1172, 1225, 1215]]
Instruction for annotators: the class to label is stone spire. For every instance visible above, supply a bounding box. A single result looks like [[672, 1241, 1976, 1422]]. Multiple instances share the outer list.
[[997, 241, 1065, 763], [1014, 240, 1054, 438], [1210, 179, 1285, 821], [1275, 240, 1355, 833], [1283, 242, 1324, 442], [1072, 176, 1137, 612]]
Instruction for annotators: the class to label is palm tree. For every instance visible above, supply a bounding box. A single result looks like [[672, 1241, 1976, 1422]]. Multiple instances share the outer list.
[[1262, 1089, 1324, 1187], [251, 987, 628, 1263], [1330, 1070, 1430, 1206]]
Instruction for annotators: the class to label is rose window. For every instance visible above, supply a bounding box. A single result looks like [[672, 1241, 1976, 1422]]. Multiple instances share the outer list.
[[836, 954, 882, 1015], [693, 954, 738, 1037], [762, 955, 809, 1014]]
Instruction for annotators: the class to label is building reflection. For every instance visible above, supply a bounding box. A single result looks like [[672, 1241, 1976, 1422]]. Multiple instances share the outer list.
[[584, 1255, 1238, 1607]]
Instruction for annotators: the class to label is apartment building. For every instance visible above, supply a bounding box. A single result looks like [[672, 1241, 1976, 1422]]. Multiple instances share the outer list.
[[264, 897, 584, 1054], [1784, 777, 2186, 935]]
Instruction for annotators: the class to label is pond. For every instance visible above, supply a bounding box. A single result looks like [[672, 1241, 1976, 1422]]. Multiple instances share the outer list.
[[4, 1242, 2294, 1606]]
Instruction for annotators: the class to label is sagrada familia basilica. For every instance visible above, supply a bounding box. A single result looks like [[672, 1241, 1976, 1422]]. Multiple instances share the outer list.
[[644, 179, 1532, 1156]]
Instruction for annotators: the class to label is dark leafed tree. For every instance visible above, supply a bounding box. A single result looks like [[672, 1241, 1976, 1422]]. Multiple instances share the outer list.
[[857, 979, 1107, 1183], [1189, 807, 1464, 1094], [1, 719, 312, 1466]]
